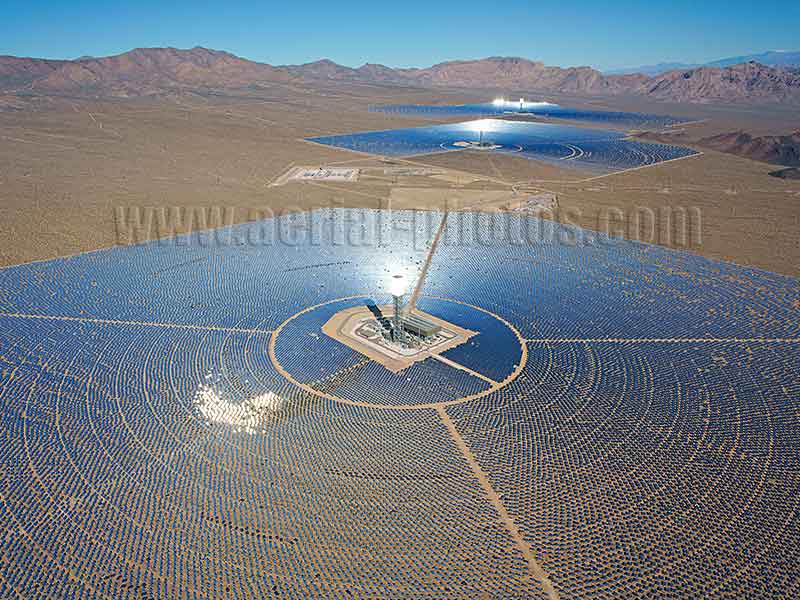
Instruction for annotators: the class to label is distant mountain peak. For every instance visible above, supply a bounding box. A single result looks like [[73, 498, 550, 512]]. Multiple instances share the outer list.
[[0, 46, 292, 97], [0, 48, 798, 106], [607, 50, 800, 76]]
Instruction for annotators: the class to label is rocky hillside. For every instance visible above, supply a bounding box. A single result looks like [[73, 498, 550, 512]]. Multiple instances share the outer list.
[[642, 62, 800, 103], [394, 57, 649, 94], [0, 47, 290, 97], [286, 56, 800, 103], [1, 47, 799, 105], [281, 56, 649, 94], [698, 130, 800, 166]]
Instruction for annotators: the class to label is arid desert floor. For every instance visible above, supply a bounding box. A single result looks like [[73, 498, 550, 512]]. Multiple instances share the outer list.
[[1, 85, 798, 275]]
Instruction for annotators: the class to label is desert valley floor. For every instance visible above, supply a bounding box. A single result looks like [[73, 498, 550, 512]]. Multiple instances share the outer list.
[[1, 85, 799, 275]]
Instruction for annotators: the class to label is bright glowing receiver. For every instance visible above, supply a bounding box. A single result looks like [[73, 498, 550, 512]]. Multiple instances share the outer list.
[[492, 97, 506, 106], [389, 274, 407, 297]]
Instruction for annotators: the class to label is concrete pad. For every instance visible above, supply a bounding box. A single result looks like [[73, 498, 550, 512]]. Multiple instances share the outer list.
[[322, 304, 476, 373]]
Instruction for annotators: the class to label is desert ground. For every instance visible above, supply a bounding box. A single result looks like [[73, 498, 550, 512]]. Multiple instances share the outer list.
[[1, 83, 798, 276]]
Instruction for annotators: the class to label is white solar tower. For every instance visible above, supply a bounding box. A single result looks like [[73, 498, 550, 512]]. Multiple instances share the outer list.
[[389, 274, 407, 342]]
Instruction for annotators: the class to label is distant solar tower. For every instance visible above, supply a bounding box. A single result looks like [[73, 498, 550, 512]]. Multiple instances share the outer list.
[[389, 274, 408, 342]]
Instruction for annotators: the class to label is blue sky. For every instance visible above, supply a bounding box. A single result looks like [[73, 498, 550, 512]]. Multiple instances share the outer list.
[[1, 0, 798, 70]]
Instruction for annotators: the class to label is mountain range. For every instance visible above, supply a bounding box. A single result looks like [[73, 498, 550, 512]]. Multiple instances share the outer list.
[[1, 47, 799, 106], [605, 50, 800, 76]]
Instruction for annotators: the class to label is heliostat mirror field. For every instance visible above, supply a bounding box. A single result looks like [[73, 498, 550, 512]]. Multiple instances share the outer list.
[[307, 119, 699, 174], [373, 101, 692, 129], [0, 210, 798, 599]]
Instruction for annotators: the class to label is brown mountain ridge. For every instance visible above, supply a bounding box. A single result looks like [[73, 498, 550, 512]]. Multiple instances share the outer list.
[[699, 130, 800, 166], [1, 47, 799, 105], [0, 47, 290, 98]]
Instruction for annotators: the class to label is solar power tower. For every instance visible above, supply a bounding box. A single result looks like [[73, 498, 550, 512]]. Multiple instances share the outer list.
[[389, 274, 407, 342]]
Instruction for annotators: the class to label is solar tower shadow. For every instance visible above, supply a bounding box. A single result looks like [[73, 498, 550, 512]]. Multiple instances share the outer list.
[[366, 302, 392, 335]]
